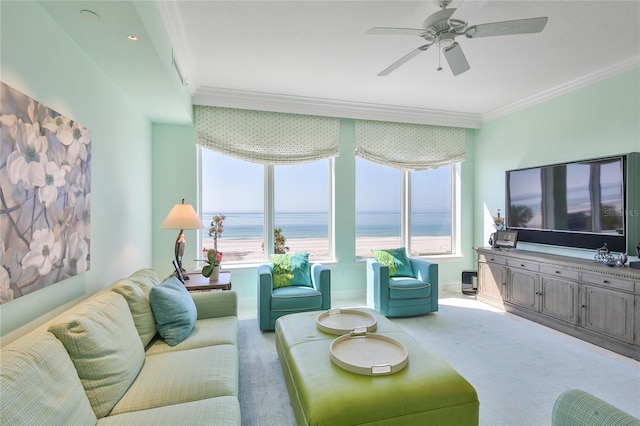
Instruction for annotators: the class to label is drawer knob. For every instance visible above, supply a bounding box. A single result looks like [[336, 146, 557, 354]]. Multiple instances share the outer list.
[[603, 280, 609, 284], [581, 305, 586, 308], [555, 271, 561, 274]]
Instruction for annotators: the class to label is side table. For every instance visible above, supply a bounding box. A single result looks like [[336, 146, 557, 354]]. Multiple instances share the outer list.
[[184, 271, 232, 292]]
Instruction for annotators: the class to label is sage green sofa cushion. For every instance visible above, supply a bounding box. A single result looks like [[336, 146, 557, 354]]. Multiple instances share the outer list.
[[145, 316, 238, 355], [112, 268, 160, 347], [48, 291, 145, 418], [110, 344, 238, 415], [0, 333, 97, 425], [99, 397, 240, 425]]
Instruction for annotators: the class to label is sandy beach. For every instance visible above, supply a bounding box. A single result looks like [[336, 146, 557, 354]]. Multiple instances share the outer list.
[[205, 236, 452, 262]]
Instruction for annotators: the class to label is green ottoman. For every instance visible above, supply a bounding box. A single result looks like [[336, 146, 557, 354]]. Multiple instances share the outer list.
[[275, 308, 479, 426]]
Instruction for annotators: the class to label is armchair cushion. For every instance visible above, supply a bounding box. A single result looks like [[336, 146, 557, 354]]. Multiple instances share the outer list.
[[271, 286, 323, 312], [389, 277, 432, 299], [271, 253, 312, 288], [372, 247, 413, 277]]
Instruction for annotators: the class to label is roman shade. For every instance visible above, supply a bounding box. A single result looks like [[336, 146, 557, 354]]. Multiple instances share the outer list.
[[195, 106, 340, 165], [355, 119, 467, 170]]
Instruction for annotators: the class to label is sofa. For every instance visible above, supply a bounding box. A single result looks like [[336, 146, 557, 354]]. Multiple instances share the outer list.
[[0, 268, 240, 425], [552, 389, 640, 426]]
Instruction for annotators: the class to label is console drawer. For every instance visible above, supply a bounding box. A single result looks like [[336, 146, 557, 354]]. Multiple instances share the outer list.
[[539, 265, 580, 281], [581, 272, 634, 292], [478, 254, 507, 265], [507, 259, 539, 273]]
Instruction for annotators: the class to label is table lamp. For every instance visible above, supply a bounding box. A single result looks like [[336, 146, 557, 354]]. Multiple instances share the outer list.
[[161, 199, 204, 279]]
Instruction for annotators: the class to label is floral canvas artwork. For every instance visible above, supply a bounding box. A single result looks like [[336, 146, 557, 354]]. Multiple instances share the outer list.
[[0, 82, 91, 304]]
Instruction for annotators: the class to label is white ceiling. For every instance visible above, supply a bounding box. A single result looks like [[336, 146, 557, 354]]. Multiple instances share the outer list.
[[38, 1, 640, 126], [160, 0, 640, 124]]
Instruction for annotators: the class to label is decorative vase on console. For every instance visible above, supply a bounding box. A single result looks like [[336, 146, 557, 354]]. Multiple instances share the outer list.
[[489, 209, 505, 246]]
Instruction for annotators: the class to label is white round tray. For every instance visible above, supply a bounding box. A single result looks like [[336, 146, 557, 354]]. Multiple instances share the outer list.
[[316, 308, 377, 335], [329, 331, 408, 376]]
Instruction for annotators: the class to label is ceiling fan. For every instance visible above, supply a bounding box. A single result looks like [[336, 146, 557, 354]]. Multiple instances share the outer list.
[[366, 0, 548, 76]]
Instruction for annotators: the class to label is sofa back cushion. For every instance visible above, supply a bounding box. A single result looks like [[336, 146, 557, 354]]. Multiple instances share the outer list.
[[112, 268, 160, 347], [0, 333, 97, 425], [149, 276, 197, 346], [47, 291, 145, 418]]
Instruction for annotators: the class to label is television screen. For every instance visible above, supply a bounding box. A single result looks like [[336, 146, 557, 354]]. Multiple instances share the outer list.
[[506, 156, 626, 250]]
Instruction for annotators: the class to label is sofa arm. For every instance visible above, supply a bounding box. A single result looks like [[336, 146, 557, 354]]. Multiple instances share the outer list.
[[552, 389, 640, 426], [191, 290, 238, 320]]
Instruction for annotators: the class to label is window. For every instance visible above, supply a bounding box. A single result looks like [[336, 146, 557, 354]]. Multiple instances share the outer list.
[[410, 166, 452, 255], [201, 148, 331, 263], [356, 158, 454, 257], [355, 159, 401, 257], [201, 149, 264, 263], [275, 162, 330, 261]]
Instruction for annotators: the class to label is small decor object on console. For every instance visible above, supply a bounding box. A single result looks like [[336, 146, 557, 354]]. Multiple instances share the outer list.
[[594, 243, 617, 265], [618, 253, 628, 267], [488, 209, 505, 246]]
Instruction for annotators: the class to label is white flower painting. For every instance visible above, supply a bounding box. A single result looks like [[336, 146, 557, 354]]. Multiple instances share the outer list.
[[0, 82, 91, 303]]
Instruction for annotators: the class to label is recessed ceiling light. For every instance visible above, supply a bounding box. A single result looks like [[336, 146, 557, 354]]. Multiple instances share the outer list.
[[80, 9, 100, 20], [127, 35, 139, 42]]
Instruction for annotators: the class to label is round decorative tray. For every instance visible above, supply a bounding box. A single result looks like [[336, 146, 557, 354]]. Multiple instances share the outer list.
[[316, 308, 377, 335], [329, 331, 408, 376]]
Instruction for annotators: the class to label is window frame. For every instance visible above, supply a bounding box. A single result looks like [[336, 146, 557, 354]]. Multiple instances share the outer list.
[[198, 146, 335, 266], [356, 161, 460, 259]]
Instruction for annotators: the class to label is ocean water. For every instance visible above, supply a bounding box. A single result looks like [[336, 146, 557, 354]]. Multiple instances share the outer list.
[[202, 211, 451, 240]]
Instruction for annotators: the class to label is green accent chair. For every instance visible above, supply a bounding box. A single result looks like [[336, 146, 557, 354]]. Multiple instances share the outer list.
[[367, 257, 438, 317], [258, 263, 331, 331]]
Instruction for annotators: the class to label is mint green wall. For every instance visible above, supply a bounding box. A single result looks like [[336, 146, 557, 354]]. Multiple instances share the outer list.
[[1, 2, 153, 340], [473, 69, 640, 259], [151, 123, 198, 278], [150, 118, 477, 303]]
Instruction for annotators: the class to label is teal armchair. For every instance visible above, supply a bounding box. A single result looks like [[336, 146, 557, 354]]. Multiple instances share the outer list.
[[367, 257, 438, 317], [258, 263, 331, 331]]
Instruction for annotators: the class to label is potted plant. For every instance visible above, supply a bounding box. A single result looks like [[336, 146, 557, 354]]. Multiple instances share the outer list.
[[202, 214, 225, 281], [202, 248, 222, 281]]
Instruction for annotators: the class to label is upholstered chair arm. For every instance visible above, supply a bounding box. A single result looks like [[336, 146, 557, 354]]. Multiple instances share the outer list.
[[410, 258, 438, 286], [257, 265, 273, 331], [368, 260, 391, 313], [410, 258, 438, 312], [311, 263, 331, 310]]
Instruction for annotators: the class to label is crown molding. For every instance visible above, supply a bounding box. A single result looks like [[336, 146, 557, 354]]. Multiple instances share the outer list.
[[156, 0, 198, 93], [482, 58, 640, 122], [192, 87, 482, 129]]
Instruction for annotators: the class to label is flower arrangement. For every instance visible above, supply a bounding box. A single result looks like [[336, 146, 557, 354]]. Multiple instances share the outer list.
[[202, 214, 225, 278], [209, 214, 226, 252]]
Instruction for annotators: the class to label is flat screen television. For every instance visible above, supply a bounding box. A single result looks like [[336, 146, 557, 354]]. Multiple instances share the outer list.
[[505, 155, 626, 252]]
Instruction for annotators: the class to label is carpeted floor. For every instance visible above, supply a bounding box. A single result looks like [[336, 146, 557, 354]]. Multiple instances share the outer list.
[[238, 293, 640, 426]]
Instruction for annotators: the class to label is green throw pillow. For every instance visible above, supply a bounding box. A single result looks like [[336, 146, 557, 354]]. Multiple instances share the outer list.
[[149, 276, 197, 346], [372, 247, 414, 277], [271, 253, 312, 288]]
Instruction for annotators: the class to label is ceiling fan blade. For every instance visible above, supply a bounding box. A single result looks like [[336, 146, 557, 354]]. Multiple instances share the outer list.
[[443, 42, 470, 76], [465, 17, 548, 38], [378, 45, 429, 76], [366, 27, 429, 37]]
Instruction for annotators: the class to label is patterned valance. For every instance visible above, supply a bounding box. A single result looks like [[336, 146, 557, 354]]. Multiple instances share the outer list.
[[195, 106, 340, 165], [355, 119, 467, 170]]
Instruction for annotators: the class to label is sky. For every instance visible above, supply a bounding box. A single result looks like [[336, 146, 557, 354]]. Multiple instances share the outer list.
[[202, 148, 452, 213]]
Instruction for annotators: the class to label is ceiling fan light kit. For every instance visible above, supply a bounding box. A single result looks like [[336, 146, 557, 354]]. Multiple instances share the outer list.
[[367, 1, 548, 76]]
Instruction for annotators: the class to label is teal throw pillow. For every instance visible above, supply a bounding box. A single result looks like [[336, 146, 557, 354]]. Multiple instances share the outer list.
[[372, 247, 414, 277], [149, 276, 197, 346], [271, 253, 312, 289]]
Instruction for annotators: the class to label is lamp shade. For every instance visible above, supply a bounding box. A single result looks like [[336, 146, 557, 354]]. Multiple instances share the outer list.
[[160, 202, 205, 230]]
